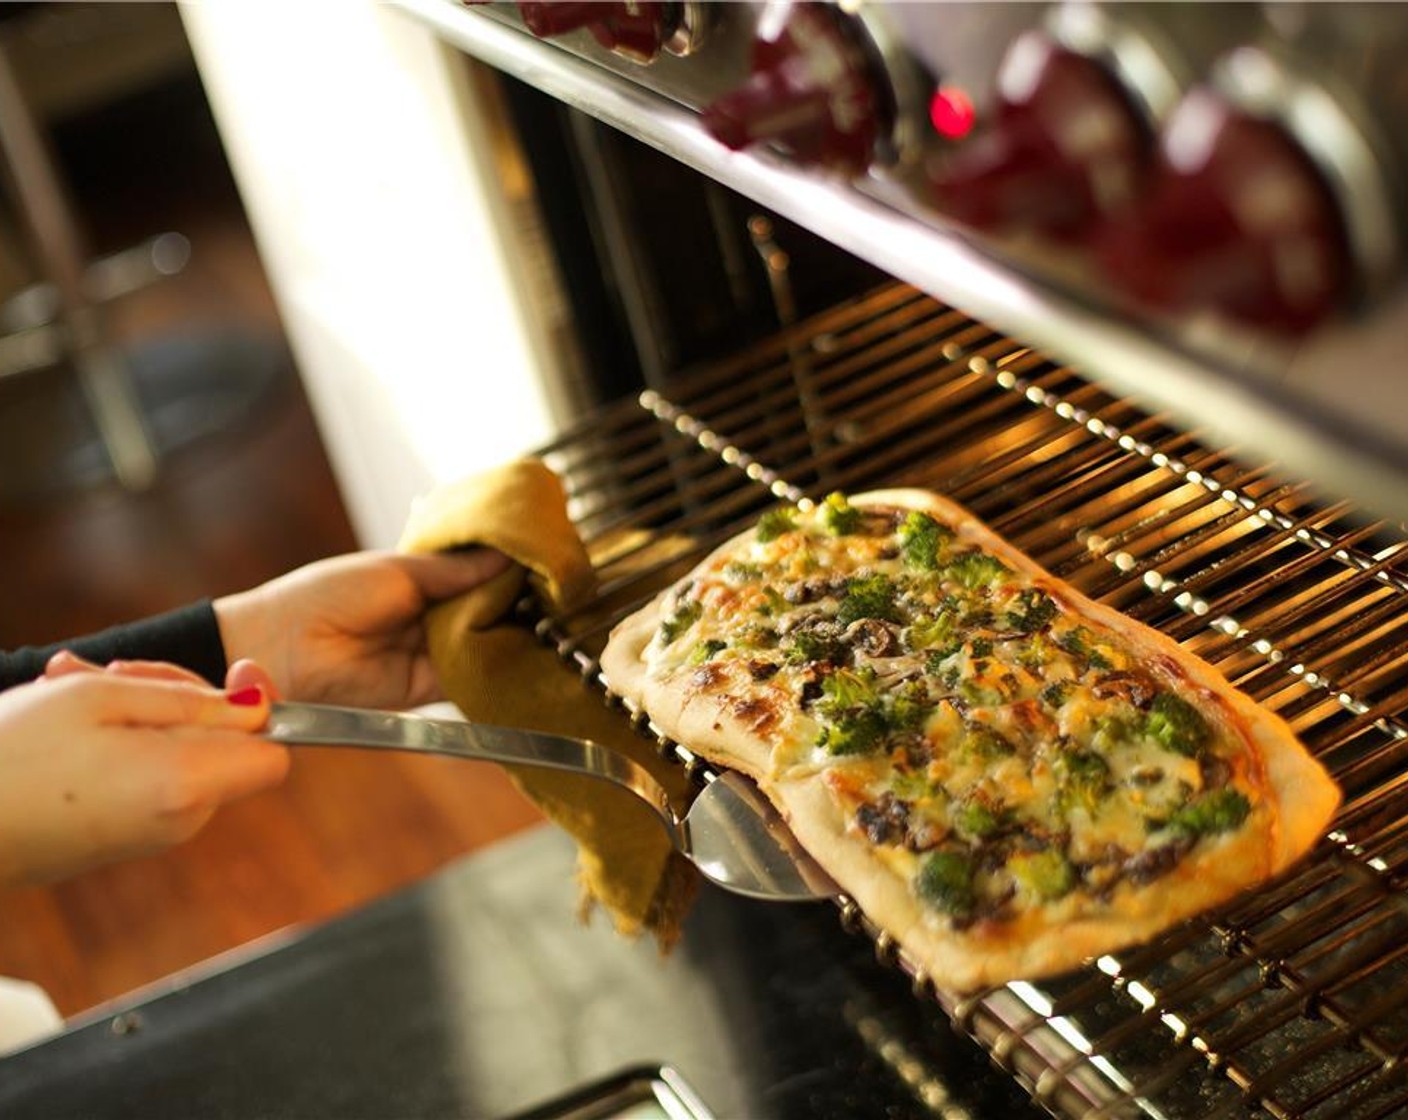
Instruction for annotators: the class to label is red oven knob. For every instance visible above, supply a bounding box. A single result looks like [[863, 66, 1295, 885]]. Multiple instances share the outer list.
[[1097, 88, 1352, 333], [699, 3, 890, 175], [928, 31, 1151, 239], [517, 2, 670, 64]]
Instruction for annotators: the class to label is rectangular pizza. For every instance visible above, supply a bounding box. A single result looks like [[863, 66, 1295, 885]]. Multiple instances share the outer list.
[[600, 489, 1341, 991]]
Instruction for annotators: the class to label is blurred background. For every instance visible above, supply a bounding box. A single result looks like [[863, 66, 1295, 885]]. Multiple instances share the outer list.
[[0, 3, 542, 1017]]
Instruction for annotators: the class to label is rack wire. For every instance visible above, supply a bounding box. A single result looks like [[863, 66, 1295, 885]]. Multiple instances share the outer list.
[[529, 281, 1408, 1119]]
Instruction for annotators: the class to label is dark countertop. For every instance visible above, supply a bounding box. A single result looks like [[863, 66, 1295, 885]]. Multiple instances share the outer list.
[[0, 826, 1046, 1119]]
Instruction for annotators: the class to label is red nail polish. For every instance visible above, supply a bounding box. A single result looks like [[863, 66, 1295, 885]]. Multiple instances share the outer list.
[[228, 686, 264, 706]]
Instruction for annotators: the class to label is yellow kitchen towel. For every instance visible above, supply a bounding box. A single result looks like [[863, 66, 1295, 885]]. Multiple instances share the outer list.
[[398, 458, 699, 946]]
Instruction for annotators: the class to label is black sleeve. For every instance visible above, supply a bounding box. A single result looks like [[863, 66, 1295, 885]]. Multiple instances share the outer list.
[[0, 600, 229, 692]]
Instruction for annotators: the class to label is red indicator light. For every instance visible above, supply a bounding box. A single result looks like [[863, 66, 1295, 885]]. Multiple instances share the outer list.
[[929, 85, 976, 140]]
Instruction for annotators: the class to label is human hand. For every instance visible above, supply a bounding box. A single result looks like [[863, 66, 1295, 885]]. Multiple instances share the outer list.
[[0, 669, 287, 889], [45, 649, 279, 699], [212, 549, 511, 708]]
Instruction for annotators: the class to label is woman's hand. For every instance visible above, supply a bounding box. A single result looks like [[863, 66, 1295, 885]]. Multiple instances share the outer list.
[[212, 549, 511, 709], [0, 669, 287, 889], [45, 649, 279, 698]]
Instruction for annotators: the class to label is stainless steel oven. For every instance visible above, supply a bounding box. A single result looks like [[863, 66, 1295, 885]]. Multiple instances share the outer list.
[[375, 3, 1408, 1117], [8, 3, 1388, 1117]]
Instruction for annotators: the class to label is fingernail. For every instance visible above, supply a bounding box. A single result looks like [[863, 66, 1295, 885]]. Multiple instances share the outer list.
[[228, 686, 264, 707]]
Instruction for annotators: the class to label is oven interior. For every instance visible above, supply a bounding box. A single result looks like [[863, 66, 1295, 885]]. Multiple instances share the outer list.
[[489, 67, 891, 405], [523, 275, 1408, 1119]]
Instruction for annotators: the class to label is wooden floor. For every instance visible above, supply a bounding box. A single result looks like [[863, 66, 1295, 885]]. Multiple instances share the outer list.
[[0, 68, 542, 1016]]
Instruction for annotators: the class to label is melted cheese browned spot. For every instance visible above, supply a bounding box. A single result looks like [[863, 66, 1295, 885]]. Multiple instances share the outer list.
[[732, 696, 781, 736]]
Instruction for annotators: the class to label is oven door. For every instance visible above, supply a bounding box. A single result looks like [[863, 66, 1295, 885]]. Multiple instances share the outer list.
[[0, 826, 1045, 1119]]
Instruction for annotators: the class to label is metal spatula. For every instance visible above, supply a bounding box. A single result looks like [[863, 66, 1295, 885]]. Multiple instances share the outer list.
[[264, 701, 839, 903]]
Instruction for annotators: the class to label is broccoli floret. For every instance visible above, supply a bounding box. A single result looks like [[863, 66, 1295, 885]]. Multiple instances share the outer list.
[[817, 666, 877, 713], [755, 586, 789, 618], [903, 610, 956, 652], [946, 551, 1012, 589], [837, 574, 901, 626], [958, 680, 1005, 707], [887, 681, 933, 732], [1054, 748, 1111, 816], [960, 723, 1016, 760], [815, 670, 928, 754], [820, 491, 862, 536], [916, 850, 977, 919], [1090, 710, 1138, 754], [1145, 693, 1211, 758], [1039, 679, 1073, 710], [782, 626, 845, 665], [658, 599, 702, 645], [1055, 627, 1089, 653], [733, 623, 778, 651], [969, 636, 994, 660], [1163, 787, 1251, 837], [1054, 626, 1113, 671], [1013, 633, 1054, 671], [1004, 588, 1058, 633], [1009, 849, 1076, 901], [687, 639, 727, 665], [817, 708, 889, 756], [925, 641, 964, 677], [899, 511, 951, 571], [756, 506, 799, 543], [723, 561, 762, 583], [955, 797, 1009, 840], [890, 769, 938, 802]]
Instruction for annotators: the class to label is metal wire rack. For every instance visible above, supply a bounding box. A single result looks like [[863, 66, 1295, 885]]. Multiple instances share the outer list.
[[527, 281, 1408, 1120]]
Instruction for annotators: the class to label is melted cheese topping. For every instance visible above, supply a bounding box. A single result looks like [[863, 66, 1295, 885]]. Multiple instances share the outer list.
[[643, 496, 1260, 929]]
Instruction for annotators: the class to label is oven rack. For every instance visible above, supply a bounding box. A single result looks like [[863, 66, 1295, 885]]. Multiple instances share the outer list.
[[525, 281, 1408, 1120]]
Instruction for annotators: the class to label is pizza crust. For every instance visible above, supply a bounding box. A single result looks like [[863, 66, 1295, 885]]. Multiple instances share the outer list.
[[602, 601, 774, 785], [600, 487, 1341, 991]]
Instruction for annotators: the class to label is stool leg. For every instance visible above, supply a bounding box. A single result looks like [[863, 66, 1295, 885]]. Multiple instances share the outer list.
[[0, 37, 158, 490]]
